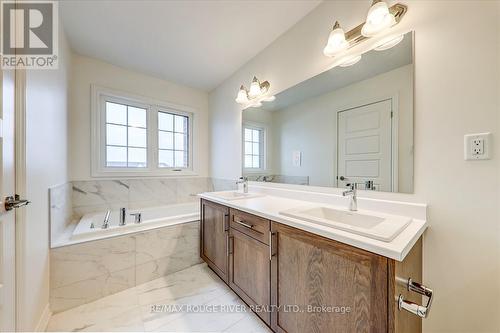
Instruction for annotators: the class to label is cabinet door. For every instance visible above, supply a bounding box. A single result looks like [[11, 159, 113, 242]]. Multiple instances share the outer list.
[[228, 228, 271, 325], [200, 199, 229, 282], [270, 222, 388, 333]]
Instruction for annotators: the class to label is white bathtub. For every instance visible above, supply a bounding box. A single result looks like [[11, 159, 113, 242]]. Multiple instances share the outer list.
[[72, 202, 199, 242]]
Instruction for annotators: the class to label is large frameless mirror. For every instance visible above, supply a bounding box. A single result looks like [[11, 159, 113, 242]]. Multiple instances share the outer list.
[[242, 31, 414, 193]]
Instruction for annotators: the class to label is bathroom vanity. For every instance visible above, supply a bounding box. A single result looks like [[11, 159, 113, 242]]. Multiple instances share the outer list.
[[199, 189, 428, 333]]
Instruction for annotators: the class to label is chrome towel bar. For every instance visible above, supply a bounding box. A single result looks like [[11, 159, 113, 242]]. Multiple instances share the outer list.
[[398, 277, 434, 318]]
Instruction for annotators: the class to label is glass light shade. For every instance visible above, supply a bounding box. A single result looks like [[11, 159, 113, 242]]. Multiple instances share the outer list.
[[235, 87, 249, 104], [339, 54, 362, 67], [374, 34, 404, 51], [323, 25, 348, 57], [248, 78, 262, 98], [361, 1, 395, 37]]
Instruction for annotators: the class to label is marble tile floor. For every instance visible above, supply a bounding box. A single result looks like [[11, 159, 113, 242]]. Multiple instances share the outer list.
[[47, 263, 271, 332]]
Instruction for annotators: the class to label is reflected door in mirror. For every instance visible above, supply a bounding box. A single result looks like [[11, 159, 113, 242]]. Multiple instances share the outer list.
[[337, 99, 393, 192]]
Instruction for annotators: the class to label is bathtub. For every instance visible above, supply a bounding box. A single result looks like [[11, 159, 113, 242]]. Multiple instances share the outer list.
[[72, 202, 199, 242]]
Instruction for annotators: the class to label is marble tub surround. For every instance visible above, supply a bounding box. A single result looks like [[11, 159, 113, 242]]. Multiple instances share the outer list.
[[47, 263, 271, 332], [72, 176, 213, 216], [50, 176, 213, 247], [201, 184, 427, 261], [49, 183, 76, 246], [50, 221, 202, 313]]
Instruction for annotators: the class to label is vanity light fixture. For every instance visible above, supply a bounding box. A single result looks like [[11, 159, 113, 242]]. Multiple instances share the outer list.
[[235, 76, 275, 108], [235, 85, 249, 104], [374, 34, 405, 51], [323, 21, 349, 57], [249, 76, 269, 98], [361, 0, 396, 37], [323, 2, 406, 58], [339, 55, 362, 67]]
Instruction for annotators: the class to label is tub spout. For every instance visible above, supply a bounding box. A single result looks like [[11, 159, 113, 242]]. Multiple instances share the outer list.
[[119, 208, 126, 226], [102, 210, 111, 229]]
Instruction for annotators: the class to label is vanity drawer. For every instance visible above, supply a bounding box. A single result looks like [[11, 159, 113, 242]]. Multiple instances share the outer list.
[[230, 209, 270, 245]]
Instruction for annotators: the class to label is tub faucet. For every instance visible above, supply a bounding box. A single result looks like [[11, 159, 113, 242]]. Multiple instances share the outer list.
[[342, 183, 358, 212], [131, 212, 142, 224], [102, 210, 111, 229], [236, 177, 249, 193], [119, 208, 126, 226]]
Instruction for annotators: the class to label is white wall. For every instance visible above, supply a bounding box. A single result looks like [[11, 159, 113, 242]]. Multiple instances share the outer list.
[[209, 1, 500, 331], [21, 24, 72, 330], [69, 55, 209, 180]]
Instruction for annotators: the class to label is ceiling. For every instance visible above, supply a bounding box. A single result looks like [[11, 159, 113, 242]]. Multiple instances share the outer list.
[[60, 0, 321, 91]]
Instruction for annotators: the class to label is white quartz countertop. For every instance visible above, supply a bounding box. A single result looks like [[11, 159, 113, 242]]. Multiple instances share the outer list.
[[200, 190, 427, 262]]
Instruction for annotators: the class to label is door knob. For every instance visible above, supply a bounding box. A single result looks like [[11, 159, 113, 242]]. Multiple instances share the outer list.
[[4, 195, 30, 211]]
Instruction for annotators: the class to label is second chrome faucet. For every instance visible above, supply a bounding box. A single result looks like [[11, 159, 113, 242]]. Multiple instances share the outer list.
[[236, 176, 249, 193], [342, 183, 358, 211]]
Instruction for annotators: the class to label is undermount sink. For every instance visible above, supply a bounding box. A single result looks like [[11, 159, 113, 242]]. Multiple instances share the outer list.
[[280, 206, 411, 242], [208, 191, 264, 201]]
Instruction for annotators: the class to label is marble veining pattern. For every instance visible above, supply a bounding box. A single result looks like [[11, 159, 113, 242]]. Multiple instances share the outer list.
[[50, 221, 202, 313], [72, 177, 213, 217], [47, 264, 271, 332], [49, 183, 75, 245]]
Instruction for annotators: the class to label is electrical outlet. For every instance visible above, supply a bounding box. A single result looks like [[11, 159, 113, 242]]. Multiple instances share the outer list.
[[464, 133, 491, 160]]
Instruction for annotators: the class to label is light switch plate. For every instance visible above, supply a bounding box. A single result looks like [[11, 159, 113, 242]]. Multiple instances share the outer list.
[[464, 132, 492, 160], [292, 151, 302, 167]]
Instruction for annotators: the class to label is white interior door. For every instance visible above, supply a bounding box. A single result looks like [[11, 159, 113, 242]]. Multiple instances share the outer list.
[[337, 99, 393, 192], [0, 69, 16, 331]]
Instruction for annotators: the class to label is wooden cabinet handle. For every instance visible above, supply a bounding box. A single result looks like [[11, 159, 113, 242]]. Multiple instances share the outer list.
[[234, 219, 254, 229]]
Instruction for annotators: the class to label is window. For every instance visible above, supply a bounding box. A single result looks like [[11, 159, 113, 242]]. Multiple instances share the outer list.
[[105, 102, 148, 168], [243, 125, 265, 170], [158, 111, 189, 168], [92, 86, 194, 177]]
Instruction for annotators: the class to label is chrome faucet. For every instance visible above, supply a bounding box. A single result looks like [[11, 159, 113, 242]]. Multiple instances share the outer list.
[[365, 180, 376, 191], [119, 208, 126, 226], [130, 212, 142, 224], [236, 177, 249, 193], [102, 210, 111, 229], [342, 183, 358, 211]]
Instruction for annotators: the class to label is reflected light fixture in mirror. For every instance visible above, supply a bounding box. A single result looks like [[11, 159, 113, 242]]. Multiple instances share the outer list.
[[361, 0, 396, 37], [323, 21, 348, 57]]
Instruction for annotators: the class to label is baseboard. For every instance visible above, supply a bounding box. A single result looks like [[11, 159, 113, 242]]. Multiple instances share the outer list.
[[34, 303, 52, 332]]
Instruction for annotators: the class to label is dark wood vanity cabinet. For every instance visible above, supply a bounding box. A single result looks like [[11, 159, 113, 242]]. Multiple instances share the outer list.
[[200, 199, 230, 282], [228, 209, 272, 325], [200, 199, 422, 333], [270, 221, 389, 333]]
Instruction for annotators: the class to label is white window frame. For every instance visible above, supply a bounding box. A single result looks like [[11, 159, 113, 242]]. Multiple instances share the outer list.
[[242, 122, 267, 173], [91, 85, 196, 177]]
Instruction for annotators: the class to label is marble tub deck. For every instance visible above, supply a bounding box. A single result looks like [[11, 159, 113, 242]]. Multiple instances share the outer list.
[[47, 263, 271, 332]]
